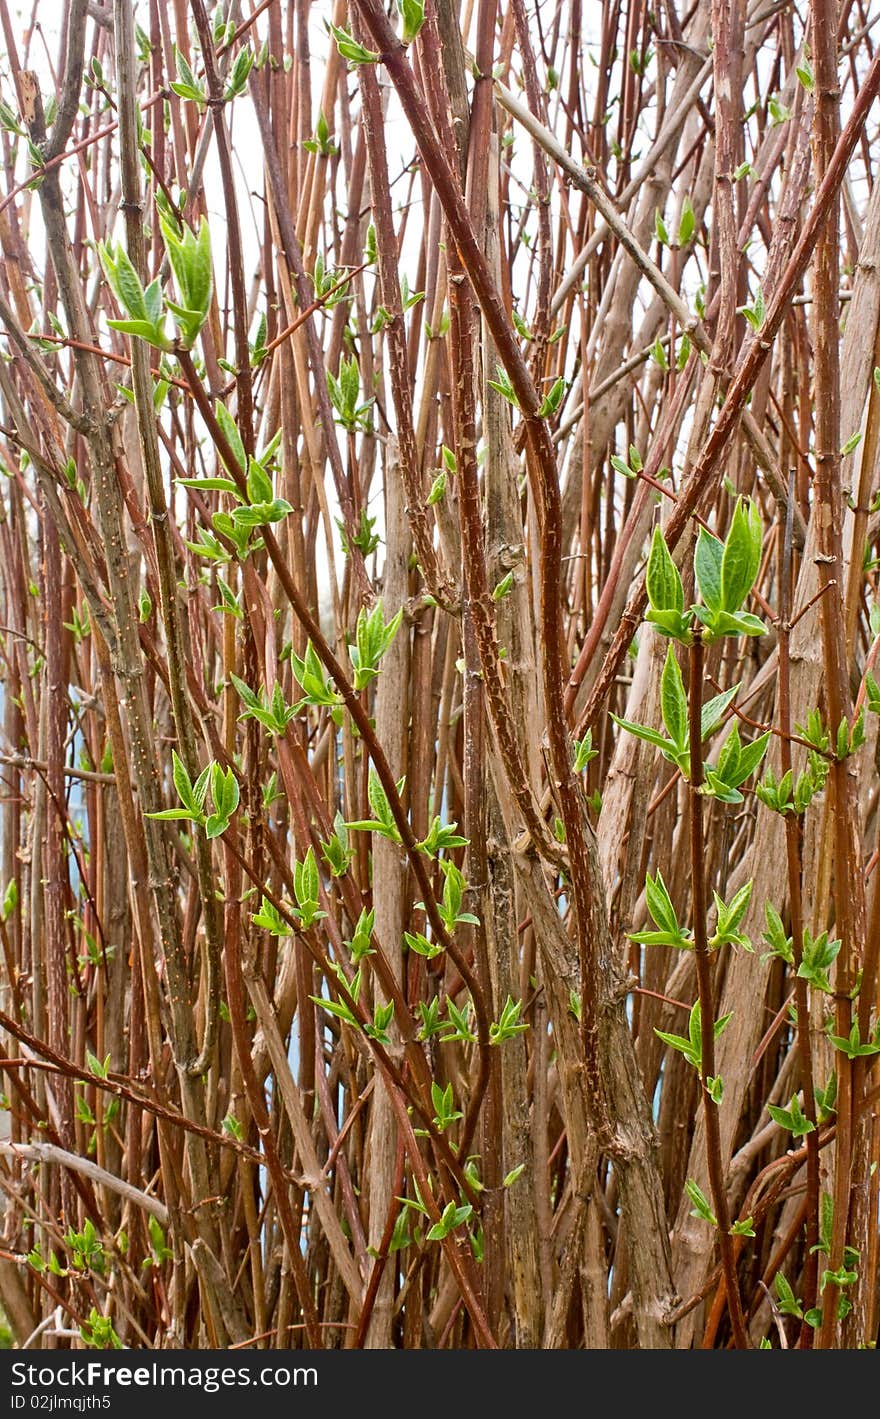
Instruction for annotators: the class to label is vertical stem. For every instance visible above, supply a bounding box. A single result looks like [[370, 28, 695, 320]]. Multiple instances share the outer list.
[[777, 484, 821, 1342], [41, 496, 76, 1232], [114, 0, 221, 1078], [221, 839, 323, 1346], [688, 626, 749, 1348], [809, 0, 866, 1349]]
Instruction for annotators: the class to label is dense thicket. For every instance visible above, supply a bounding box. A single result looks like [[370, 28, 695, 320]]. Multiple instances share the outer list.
[[0, 0, 878, 1350]]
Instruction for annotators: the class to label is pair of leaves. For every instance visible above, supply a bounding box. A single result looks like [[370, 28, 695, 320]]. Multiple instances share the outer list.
[[654, 999, 732, 1073], [826, 1018, 880, 1060], [326, 355, 373, 432], [290, 641, 343, 716], [767, 1093, 815, 1138], [694, 501, 763, 625], [159, 214, 213, 348], [231, 674, 297, 736], [430, 1080, 463, 1132], [293, 848, 325, 930], [146, 751, 239, 839], [251, 851, 326, 942], [613, 645, 757, 794], [416, 816, 468, 858], [702, 723, 771, 804], [755, 759, 826, 816], [320, 813, 354, 878], [489, 995, 529, 1045], [645, 500, 766, 644], [798, 929, 841, 994], [99, 241, 170, 351], [628, 869, 692, 949], [350, 600, 403, 690], [347, 767, 404, 844]]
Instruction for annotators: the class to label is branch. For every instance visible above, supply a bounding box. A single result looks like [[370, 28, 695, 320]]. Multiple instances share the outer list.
[[0, 1141, 169, 1225], [45, 0, 89, 161]]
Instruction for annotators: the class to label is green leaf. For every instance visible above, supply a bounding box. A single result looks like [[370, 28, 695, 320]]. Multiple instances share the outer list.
[[86, 1050, 110, 1080], [768, 1095, 816, 1138], [170, 81, 206, 106], [144, 808, 199, 821], [143, 278, 163, 327], [1, 879, 18, 922], [796, 59, 815, 93], [177, 476, 242, 496], [729, 1216, 756, 1238], [706, 1074, 724, 1104], [814, 1072, 837, 1124], [442, 996, 477, 1043], [247, 456, 274, 507], [714, 1012, 733, 1041], [826, 1019, 880, 1060], [320, 814, 353, 878], [160, 215, 212, 324], [416, 816, 468, 857], [798, 929, 841, 993], [704, 608, 767, 639], [660, 645, 688, 752], [344, 907, 374, 963], [645, 606, 693, 643], [537, 375, 567, 419], [368, 767, 398, 834], [654, 1026, 699, 1068], [573, 731, 598, 773], [646, 526, 684, 616], [171, 750, 198, 815], [700, 682, 740, 741], [426, 1200, 473, 1242], [734, 733, 769, 787], [610, 714, 682, 767], [404, 930, 443, 960], [685, 1178, 717, 1227], [489, 995, 529, 1044], [488, 364, 519, 408], [417, 998, 445, 1039], [311, 993, 358, 1028], [688, 999, 703, 1060], [651, 336, 669, 370], [721, 499, 762, 615], [215, 400, 246, 477], [695, 530, 724, 613], [644, 870, 680, 936], [224, 47, 255, 100], [328, 23, 380, 66], [185, 763, 207, 817], [211, 762, 240, 821], [714, 722, 742, 786], [774, 1271, 802, 1318], [104, 243, 147, 321], [710, 880, 754, 951], [397, 0, 426, 45], [172, 45, 204, 102], [106, 317, 168, 348], [677, 195, 696, 247], [252, 895, 294, 936]]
